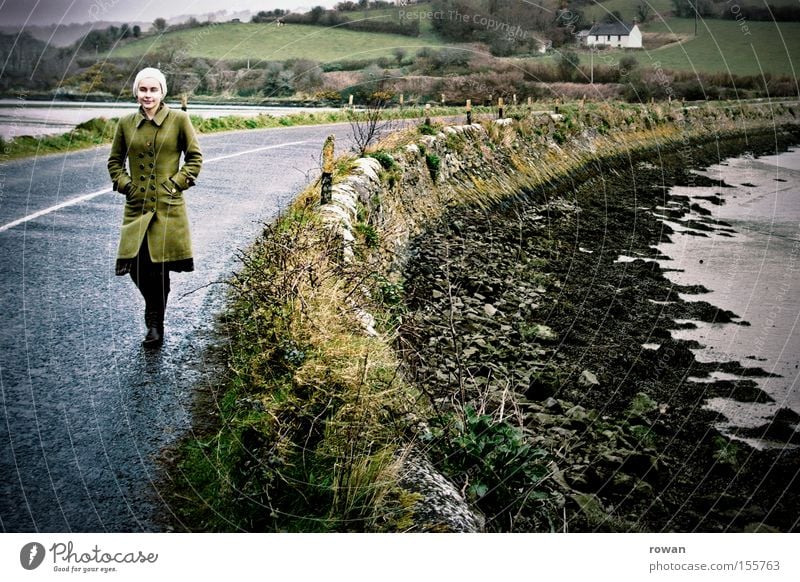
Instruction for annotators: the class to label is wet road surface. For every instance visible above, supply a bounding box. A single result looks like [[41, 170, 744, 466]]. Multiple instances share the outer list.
[[0, 123, 356, 532]]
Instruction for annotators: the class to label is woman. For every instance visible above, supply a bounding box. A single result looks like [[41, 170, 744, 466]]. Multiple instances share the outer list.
[[107, 68, 202, 348]]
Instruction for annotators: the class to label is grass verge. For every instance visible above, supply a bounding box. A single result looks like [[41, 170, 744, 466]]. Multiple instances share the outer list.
[[169, 203, 424, 532]]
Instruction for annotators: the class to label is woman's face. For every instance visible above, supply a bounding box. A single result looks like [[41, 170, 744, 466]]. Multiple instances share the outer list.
[[136, 77, 162, 115]]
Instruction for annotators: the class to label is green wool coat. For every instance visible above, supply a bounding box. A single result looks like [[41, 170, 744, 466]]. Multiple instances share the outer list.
[[107, 104, 202, 263]]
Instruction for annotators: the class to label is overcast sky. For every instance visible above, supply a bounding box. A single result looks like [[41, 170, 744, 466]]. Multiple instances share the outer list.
[[0, 0, 337, 26]]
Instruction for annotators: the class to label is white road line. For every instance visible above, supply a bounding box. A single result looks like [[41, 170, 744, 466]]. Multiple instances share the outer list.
[[0, 140, 309, 234], [0, 187, 112, 233]]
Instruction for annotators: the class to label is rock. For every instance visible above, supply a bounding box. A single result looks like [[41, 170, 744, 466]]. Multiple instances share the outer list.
[[462, 347, 479, 359], [483, 304, 498, 317], [566, 404, 588, 421], [396, 449, 485, 532], [529, 324, 556, 341], [570, 493, 607, 524], [578, 370, 600, 388], [543, 397, 562, 412], [533, 412, 559, 426], [548, 461, 571, 491]]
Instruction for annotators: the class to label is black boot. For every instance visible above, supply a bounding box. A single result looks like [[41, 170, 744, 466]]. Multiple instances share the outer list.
[[142, 308, 163, 348]]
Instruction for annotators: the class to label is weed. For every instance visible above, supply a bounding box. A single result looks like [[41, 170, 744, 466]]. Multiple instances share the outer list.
[[418, 123, 439, 136], [712, 435, 740, 470], [368, 150, 397, 170], [355, 222, 379, 248], [425, 152, 441, 181], [426, 405, 553, 531]]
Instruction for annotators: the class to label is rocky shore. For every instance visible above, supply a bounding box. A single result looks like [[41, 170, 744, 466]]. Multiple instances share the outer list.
[[398, 130, 800, 532]]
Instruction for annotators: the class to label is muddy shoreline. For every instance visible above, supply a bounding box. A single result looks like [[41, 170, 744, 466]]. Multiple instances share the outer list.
[[398, 129, 800, 532]]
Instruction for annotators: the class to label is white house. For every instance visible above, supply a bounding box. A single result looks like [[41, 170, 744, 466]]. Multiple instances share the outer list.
[[585, 22, 642, 49]]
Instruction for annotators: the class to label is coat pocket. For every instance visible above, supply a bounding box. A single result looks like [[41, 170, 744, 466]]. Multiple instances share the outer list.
[[161, 180, 184, 205]]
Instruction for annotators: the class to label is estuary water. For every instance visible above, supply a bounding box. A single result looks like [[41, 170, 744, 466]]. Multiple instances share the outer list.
[[655, 148, 800, 445], [0, 99, 339, 139]]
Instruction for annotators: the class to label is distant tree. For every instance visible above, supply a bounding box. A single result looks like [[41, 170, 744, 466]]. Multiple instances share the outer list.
[[132, 25, 141, 37], [358, 0, 368, 9], [618, 55, 639, 78], [603, 10, 623, 23], [0, 31, 76, 91], [153, 18, 167, 33], [252, 9, 287, 23], [309, 6, 326, 23], [82, 28, 112, 52], [262, 62, 294, 97], [670, 0, 716, 18], [557, 49, 581, 81], [290, 59, 324, 92], [636, 3, 651, 23], [393, 47, 407, 65]]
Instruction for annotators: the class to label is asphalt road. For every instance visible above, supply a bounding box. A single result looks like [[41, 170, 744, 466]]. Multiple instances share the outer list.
[[0, 122, 357, 532]]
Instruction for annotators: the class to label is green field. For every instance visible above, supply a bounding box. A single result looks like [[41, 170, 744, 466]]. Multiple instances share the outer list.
[[557, 17, 800, 77], [642, 17, 800, 76], [108, 21, 447, 62], [581, 0, 673, 23], [106, 7, 800, 77], [344, 1, 439, 35]]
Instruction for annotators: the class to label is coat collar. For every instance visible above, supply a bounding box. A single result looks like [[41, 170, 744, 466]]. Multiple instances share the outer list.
[[136, 103, 170, 127]]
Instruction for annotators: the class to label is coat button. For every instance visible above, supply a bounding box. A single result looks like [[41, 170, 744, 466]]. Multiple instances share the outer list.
[[150, 174, 155, 179], [149, 184, 155, 190], [148, 151, 154, 157], [140, 175, 145, 181], [149, 163, 154, 168], [150, 197, 156, 202], [138, 153, 144, 159], [139, 187, 145, 192], [139, 163, 144, 169]]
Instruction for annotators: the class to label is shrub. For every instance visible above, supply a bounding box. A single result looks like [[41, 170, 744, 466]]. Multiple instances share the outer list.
[[368, 151, 397, 170]]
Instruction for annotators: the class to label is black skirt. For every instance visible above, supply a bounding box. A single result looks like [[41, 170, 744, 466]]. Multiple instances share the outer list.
[[115, 236, 194, 276]]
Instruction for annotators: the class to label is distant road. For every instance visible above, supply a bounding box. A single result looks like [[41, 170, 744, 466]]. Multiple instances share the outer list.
[[0, 122, 356, 532]]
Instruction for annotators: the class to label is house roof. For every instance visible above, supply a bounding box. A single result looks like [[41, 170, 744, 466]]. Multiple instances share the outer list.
[[588, 22, 635, 36]]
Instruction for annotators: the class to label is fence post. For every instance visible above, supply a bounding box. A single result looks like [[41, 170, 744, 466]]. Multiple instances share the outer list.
[[348, 94, 354, 109], [400, 93, 404, 108], [321, 135, 335, 205], [424, 103, 431, 126], [181, 95, 188, 111], [466, 99, 472, 125], [498, 97, 504, 119]]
